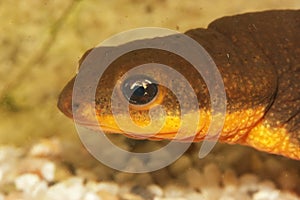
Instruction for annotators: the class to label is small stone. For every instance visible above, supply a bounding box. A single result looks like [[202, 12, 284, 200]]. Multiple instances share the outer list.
[[278, 191, 300, 200], [201, 187, 223, 200], [4, 192, 24, 200], [76, 168, 98, 181], [239, 173, 259, 194], [151, 169, 172, 185], [203, 163, 221, 187], [45, 177, 85, 200], [164, 184, 185, 198], [253, 188, 279, 200], [96, 182, 119, 195], [257, 180, 276, 191], [131, 185, 154, 200], [15, 173, 40, 192], [18, 158, 56, 181], [15, 173, 48, 197], [119, 183, 134, 196], [29, 138, 61, 157], [185, 191, 206, 200], [264, 158, 283, 177], [185, 168, 205, 189], [147, 184, 163, 197], [121, 193, 144, 200], [114, 172, 134, 184], [98, 191, 119, 200], [124, 157, 146, 172], [83, 191, 101, 200], [148, 149, 171, 170], [222, 169, 238, 187], [154, 198, 186, 200], [41, 161, 55, 182], [249, 154, 264, 174], [169, 155, 192, 176], [53, 163, 73, 182], [133, 173, 153, 187], [278, 169, 298, 190]]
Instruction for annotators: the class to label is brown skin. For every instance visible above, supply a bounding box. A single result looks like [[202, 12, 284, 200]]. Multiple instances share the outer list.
[[58, 10, 300, 160]]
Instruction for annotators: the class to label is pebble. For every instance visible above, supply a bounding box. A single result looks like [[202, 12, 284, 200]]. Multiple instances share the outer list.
[[264, 158, 283, 177], [169, 155, 192, 176], [253, 189, 280, 200], [239, 173, 259, 194], [1, 139, 300, 200], [115, 171, 134, 184], [83, 192, 101, 200], [147, 184, 163, 197], [222, 168, 238, 188], [29, 138, 61, 157], [185, 191, 206, 200], [185, 168, 205, 189], [98, 190, 119, 200], [278, 169, 298, 190], [15, 173, 48, 198], [164, 184, 185, 198], [133, 173, 153, 187], [41, 161, 55, 181], [121, 193, 145, 200], [96, 181, 120, 195], [45, 177, 85, 200], [203, 163, 222, 187], [201, 187, 223, 200]]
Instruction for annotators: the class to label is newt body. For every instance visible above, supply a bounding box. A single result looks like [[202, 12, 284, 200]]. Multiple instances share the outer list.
[[58, 10, 300, 160]]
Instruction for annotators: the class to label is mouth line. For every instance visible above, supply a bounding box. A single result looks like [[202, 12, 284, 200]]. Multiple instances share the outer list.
[[74, 120, 124, 133]]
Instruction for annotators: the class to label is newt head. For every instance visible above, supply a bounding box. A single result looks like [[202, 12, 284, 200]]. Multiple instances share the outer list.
[[57, 44, 277, 151]]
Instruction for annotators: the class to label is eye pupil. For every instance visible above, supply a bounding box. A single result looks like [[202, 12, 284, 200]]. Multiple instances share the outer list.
[[122, 75, 158, 105], [133, 86, 145, 97]]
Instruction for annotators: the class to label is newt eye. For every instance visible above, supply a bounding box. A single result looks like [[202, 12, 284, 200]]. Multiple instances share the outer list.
[[122, 75, 158, 105]]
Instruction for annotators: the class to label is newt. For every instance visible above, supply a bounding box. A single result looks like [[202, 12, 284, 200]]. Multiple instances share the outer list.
[[58, 10, 300, 160]]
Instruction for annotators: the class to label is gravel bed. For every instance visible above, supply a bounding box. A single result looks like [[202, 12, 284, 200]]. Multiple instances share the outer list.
[[0, 136, 299, 200]]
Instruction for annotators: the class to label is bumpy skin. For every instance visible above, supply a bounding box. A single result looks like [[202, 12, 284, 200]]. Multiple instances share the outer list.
[[58, 10, 300, 160]]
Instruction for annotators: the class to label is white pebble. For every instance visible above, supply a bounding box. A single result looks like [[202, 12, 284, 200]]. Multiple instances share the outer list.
[[185, 191, 206, 200], [15, 173, 40, 193], [83, 192, 101, 200], [96, 182, 119, 195], [239, 173, 259, 193], [253, 189, 279, 200], [29, 138, 61, 157], [41, 161, 55, 182], [45, 177, 85, 200], [222, 169, 238, 187], [15, 173, 48, 198], [164, 185, 185, 198], [201, 187, 222, 200], [147, 184, 163, 197]]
